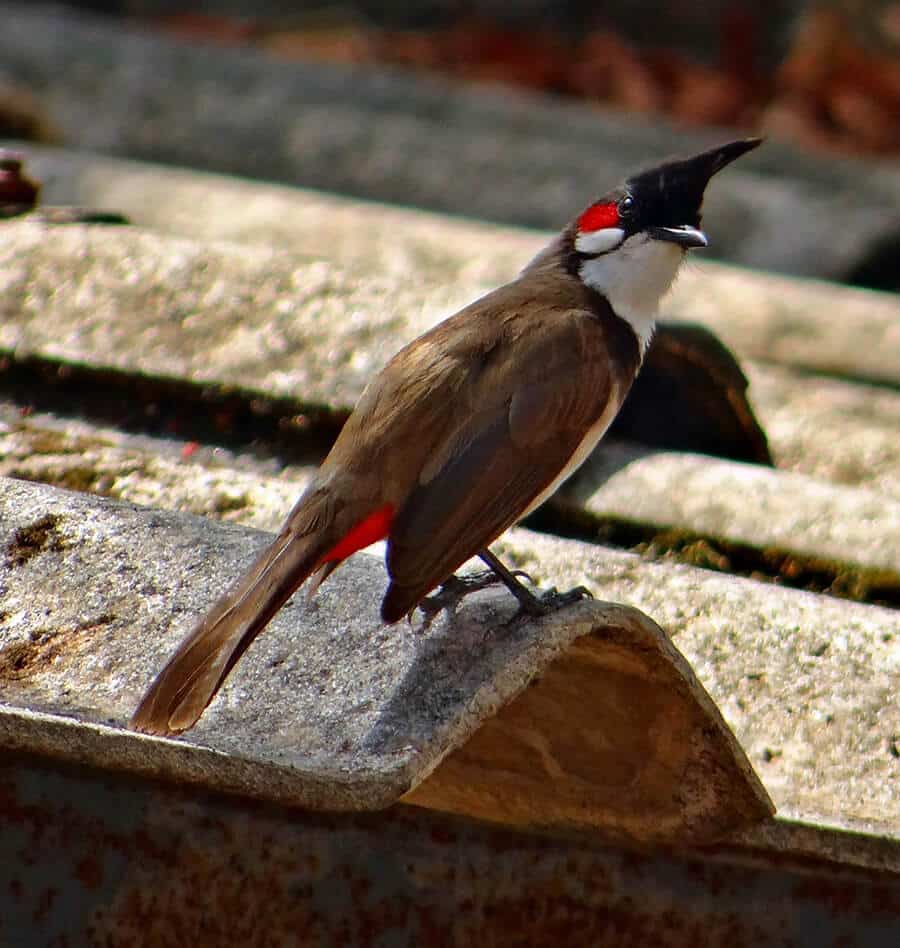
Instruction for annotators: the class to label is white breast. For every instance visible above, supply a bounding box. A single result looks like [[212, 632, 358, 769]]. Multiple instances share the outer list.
[[579, 233, 684, 353]]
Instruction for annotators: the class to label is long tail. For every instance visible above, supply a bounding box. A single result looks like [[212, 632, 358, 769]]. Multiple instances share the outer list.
[[131, 524, 333, 736]]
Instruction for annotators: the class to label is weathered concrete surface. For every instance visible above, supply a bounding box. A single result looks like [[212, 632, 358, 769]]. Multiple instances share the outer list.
[[489, 528, 899, 838], [0, 476, 772, 844], [2, 214, 898, 407], [668, 268, 900, 388], [747, 363, 900, 500], [2, 2, 899, 285], [1, 453, 896, 842], [5, 408, 897, 591], [20, 145, 537, 289], [0, 220, 467, 411], [0, 405, 319, 531], [12, 146, 900, 384], [2, 217, 899, 580], [6, 150, 900, 492], [567, 445, 900, 575]]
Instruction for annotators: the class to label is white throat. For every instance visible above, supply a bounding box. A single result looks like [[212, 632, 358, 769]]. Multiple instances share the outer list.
[[578, 233, 684, 352]]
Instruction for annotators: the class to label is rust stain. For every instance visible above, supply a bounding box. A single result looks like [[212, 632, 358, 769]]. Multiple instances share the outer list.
[[1, 759, 895, 946], [0, 615, 116, 680], [74, 854, 104, 891]]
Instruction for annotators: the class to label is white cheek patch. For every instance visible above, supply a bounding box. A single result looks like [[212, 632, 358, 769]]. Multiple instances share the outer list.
[[574, 227, 625, 255]]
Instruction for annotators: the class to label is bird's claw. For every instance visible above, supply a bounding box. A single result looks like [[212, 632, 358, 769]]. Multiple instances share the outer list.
[[541, 584, 593, 609], [415, 568, 536, 627], [413, 569, 590, 630], [513, 584, 594, 619]]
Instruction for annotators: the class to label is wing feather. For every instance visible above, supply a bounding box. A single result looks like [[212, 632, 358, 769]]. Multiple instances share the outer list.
[[383, 310, 622, 620]]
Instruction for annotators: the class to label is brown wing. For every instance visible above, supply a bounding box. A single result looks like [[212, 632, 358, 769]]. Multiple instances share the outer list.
[[381, 308, 623, 621]]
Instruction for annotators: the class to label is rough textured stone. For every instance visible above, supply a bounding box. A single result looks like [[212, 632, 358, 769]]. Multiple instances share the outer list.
[[567, 445, 900, 574], [2, 215, 898, 402], [1, 453, 896, 839], [1, 212, 898, 590], [0, 476, 771, 843], [0, 406, 318, 531], [6, 409, 897, 597], [12, 147, 900, 481], [2, 2, 898, 284], [0, 156, 895, 856], [747, 363, 900, 500], [0, 221, 458, 410], [17, 148, 900, 379], [668, 267, 900, 388], [22, 145, 537, 289], [490, 528, 899, 837]]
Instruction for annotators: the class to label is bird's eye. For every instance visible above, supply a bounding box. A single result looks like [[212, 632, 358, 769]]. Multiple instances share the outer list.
[[619, 195, 635, 216]]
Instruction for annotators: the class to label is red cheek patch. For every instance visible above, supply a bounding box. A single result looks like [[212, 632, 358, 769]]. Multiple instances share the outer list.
[[320, 504, 395, 564], [577, 202, 619, 233]]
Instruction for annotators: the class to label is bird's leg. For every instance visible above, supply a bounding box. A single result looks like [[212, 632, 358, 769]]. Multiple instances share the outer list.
[[415, 559, 534, 625], [478, 548, 592, 617], [476, 549, 543, 613]]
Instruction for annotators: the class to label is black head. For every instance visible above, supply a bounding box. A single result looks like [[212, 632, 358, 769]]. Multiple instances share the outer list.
[[573, 138, 762, 256]]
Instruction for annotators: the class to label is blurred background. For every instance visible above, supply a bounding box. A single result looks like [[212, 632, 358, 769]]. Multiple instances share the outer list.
[[1, 0, 899, 289], [21, 0, 900, 154]]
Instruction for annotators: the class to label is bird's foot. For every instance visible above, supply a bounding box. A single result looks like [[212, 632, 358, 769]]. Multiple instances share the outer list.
[[515, 584, 593, 618], [414, 568, 535, 627], [476, 548, 591, 619]]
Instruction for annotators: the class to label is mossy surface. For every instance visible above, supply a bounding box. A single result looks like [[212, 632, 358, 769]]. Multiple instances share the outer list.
[[527, 502, 900, 609]]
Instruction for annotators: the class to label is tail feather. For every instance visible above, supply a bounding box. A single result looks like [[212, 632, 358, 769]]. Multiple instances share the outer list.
[[381, 580, 425, 624], [131, 528, 327, 736]]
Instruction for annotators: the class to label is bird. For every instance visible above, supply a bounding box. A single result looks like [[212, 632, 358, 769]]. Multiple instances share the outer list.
[[131, 137, 761, 736]]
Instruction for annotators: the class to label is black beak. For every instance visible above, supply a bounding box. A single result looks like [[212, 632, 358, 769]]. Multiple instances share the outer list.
[[648, 224, 708, 248]]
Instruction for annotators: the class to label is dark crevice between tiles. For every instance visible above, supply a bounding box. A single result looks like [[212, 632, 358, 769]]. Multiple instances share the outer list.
[[0, 351, 344, 467]]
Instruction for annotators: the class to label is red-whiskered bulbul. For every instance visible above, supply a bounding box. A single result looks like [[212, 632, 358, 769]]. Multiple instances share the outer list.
[[132, 137, 761, 735]]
